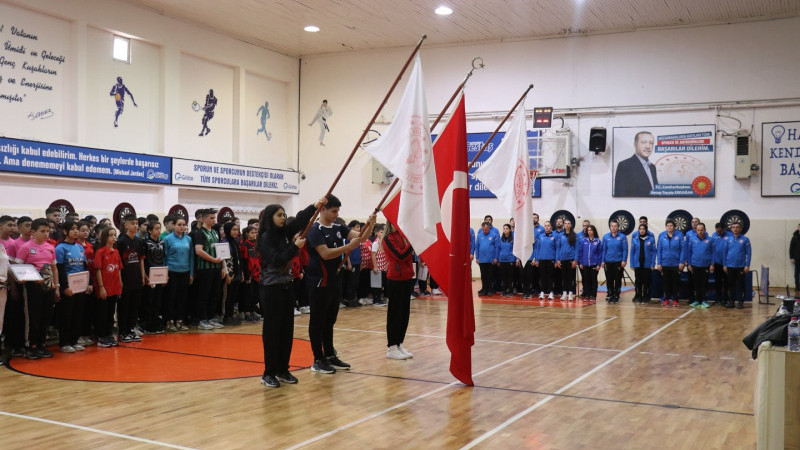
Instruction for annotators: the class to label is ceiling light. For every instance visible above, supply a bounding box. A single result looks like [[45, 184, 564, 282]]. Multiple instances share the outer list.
[[435, 6, 453, 15], [304, 25, 320, 32]]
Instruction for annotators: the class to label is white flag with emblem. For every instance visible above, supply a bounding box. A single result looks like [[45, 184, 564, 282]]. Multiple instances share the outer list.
[[366, 54, 440, 253], [472, 99, 534, 262]]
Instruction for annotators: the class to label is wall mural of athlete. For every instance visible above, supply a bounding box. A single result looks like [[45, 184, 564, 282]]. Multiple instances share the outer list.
[[193, 89, 217, 137], [308, 99, 332, 146], [109, 76, 138, 128], [256, 101, 272, 141]]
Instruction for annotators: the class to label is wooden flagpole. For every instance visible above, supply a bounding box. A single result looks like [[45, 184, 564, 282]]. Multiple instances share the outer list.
[[300, 34, 427, 237]]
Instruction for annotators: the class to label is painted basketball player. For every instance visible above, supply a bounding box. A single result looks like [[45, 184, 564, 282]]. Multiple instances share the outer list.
[[109, 76, 137, 127]]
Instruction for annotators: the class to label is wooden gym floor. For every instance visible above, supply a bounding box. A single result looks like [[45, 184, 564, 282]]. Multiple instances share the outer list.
[[0, 282, 772, 449]]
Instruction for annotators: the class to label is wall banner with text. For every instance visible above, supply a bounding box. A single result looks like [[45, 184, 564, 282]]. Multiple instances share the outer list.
[[761, 120, 800, 197], [172, 158, 299, 194], [612, 125, 716, 198], [465, 131, 542, 199], [0, 137, 171, 184]]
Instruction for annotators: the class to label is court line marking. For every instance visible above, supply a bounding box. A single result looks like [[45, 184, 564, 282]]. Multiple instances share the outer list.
[[461, 309, 694, 450], [285, 316, 618, 450], [0, 410, 196, 450], [334, 327, 622, 352]]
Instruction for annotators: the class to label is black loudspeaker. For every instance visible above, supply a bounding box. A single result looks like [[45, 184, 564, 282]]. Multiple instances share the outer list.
[[590, 127, 607, 154]]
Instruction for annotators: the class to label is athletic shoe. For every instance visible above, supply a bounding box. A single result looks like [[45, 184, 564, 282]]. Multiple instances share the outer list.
[[568, 292, 574, 301], [11, 348, 25, 357], [431, 288, 442, 295], [327, 355, 351, 370], [197, 321, 214, 330], [73, 344, 85, 351], [39, 348, 53, 358], [299, 306, 311, 314], [387, 345, 409, 360], [166, 321, 178, 332], [561, 291, 567, 299], [398, 344, 414, 358], [339, 302, 347, 309], [25, 348, 41, 360], [133, 326, 144, 337], [97, 338, 112, 348], [359, 297, 373, 305], [548, 292, 555, 300], [700, 301, 710, 308], [110, 338, 119, 347], [251, 312, 263, 321], [311, 359, 336, 374], [60, 345, 76, 353], [671, 299, 679, 307], [77, 336, 95, 346], [260, 375, 280, 388], [539, 292, 545, 299], [120, 334, 134, 343], [294, 308, 301, 316], [373, 299, 386, 307], [132, 334, 143, 342], [689, 301, 700, 308], [661, 299, 669, 307], [276, 372, 299, 384], [176, 321, 190, 331], [212, 321, 224, 329]]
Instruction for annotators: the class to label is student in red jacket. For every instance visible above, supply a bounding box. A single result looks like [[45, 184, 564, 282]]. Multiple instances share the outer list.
[[382, 222, 415, 360]]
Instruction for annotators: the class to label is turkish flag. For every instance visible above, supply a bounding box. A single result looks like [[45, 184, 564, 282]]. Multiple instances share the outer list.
[[383, 92, 474, 385]]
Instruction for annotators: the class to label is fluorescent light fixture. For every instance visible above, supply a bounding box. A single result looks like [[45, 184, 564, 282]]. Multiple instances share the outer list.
[[113, 35, 130, 62], [435, 6, 453, 15], [304, 25, 320, 32]]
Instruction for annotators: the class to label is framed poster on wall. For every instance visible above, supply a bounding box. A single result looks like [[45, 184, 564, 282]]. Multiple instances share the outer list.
[[612, 125, 716, 198], [761, 121, 800, 197]]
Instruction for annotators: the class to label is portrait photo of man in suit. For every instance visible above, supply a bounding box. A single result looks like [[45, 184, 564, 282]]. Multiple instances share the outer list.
[[614, 130, 658, 197]]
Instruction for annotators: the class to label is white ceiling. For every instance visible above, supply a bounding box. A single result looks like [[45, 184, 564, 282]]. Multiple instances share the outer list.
[[122, 0, 800, 57]]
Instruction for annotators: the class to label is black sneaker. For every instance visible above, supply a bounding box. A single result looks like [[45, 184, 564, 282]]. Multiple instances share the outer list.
[[260, 375, 280, 388], [39, 348, 54, 358], [11, 348, 25, 357], [276, 372, 298, 384], [310, 359, 336, 374], [25, 348, 41, 360], [327, 355, 351, 370]]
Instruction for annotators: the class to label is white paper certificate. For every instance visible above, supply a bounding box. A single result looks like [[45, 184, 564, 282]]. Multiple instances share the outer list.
[[67, 271, 90, 293], [213, 242, 231, 260], [10, 264, 43, 282], [149, 266, 169, 285]]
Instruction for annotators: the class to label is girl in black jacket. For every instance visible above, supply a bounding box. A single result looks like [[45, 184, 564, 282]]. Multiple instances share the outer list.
[[256, 197, 325, 388]]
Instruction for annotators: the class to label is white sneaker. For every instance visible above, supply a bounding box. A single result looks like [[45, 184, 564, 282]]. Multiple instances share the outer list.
[[568, 292, 575, 301], [73, 344, 85, 351], [386, 345, 409, 360], [212, 321, 225, 329], [548, 292, 555, 300], [60, 345, 75, 353], [561, 291, 567, 299], [359, 297, 372, 305], [77, 336, 94, 346], [398, 344, 414, 358], [539, 292, 545, 299], [299, 306, 311, 314], [432, 288, 442, 295], [294, 308, 301, 316], [198, 321, 214, 330]]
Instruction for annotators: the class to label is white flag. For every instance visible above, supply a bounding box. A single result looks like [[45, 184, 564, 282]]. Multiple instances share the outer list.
[[472, 99, 534, 262], [367, 54, 440, 253]]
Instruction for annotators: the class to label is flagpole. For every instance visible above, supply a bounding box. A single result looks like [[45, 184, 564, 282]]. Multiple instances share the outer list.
[[300, 34, 427, 237], [373, 59, 485, 215], [467, 83, 534, 170]]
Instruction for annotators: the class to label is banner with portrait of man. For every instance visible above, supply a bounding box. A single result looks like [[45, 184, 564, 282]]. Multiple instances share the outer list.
[[612, 125, 716, 198]]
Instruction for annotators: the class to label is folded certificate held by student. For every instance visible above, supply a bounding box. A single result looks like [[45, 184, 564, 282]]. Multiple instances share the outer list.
[[67, 271, 90, 293], [148, 266, 168, 285], [213, 242, 231, 260]]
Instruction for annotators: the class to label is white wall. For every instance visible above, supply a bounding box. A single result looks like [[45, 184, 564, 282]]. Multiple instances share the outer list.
[[298, 18, 800, 285], [0, 0, 301, 221]]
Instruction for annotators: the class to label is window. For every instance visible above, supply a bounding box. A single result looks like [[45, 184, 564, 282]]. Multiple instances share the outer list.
[[113, 36, 130, 62]]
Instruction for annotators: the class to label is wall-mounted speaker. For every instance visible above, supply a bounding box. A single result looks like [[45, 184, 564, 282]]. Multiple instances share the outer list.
[[590, 127, 607, 154]]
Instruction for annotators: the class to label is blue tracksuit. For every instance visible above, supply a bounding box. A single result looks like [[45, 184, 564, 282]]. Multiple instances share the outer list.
[[578, 237, 603, 266], [656, 231, 684, 266], [534, 232, 557, 261], [685, 234, 714, 267], [629, 234, 656, 268], [469, 227, 475, 257], [710, 231, 733, 265], [498, 236, 516, 263], [475, 230, 499, 263], [533, 224, 545, 237], [724, 234, 752, 268], [602, 232, 628, 263], [555, 233, 578, 261]]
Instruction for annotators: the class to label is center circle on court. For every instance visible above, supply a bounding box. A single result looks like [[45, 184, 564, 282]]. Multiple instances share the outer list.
[[7, 333, 314, 382]]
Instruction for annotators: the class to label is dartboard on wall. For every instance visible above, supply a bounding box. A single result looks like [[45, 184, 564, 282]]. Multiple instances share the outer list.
[[608, 210, 636, 235], [720, 209, 750, 235], [113, 203, 137, 229], [169, 204, 189, 221], [667, 209, 693, 234], [49, 199, 75, 224], [550, 210, 576, 229], [217, 207, 234, 223]]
